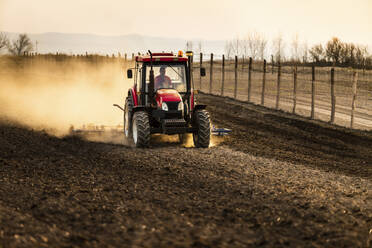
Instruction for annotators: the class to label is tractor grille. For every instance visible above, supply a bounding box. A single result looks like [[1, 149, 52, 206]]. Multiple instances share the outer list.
[[163, 118, 186, 127], [166, 101, 180, 111]]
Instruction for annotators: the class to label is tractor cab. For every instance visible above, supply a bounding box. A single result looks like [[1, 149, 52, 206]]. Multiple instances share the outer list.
[[124, 51, 210, 148]]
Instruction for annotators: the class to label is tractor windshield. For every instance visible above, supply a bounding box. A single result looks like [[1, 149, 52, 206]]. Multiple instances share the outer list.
[[146, 64, 187, 93]]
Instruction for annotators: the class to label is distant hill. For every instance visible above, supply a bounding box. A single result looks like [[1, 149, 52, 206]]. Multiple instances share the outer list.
[[2, 32, 225, 55]]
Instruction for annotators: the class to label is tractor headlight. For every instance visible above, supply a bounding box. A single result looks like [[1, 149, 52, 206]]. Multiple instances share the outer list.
[[161, 102, 168, 111], [178, 101, 184, 111]]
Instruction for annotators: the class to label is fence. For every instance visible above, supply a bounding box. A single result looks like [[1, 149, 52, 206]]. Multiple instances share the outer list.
[[192, 53, 372, 131]]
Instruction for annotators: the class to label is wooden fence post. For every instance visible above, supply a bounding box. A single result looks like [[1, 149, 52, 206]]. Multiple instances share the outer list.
[[350, 71, 358, 128], [275, 62, 281, 110], [248, 57, 252, 102], [200, 52, 203, 90], [209, 53, 213, 94], [261, 59, 266, 105], [221, 54, 225, 96], [330, 68, 336, 124], [311, 65, 315, 119], [271, 55, 274, 74], [234, 55, 238, 99], [293, 66, 297, 114]]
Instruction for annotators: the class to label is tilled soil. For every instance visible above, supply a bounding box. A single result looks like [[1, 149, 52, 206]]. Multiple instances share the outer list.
[[0, 93, 371, 247]]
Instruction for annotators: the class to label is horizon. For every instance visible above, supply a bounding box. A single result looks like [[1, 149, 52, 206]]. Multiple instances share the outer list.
[[1, 0, 371, 47]]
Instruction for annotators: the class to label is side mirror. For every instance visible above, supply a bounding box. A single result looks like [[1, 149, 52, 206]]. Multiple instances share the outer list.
[[200, 67, 206, 77], [127, 69, 133, 78]]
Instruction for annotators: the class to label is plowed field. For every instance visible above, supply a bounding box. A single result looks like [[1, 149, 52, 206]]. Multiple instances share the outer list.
[[0, 93, 371, 247]]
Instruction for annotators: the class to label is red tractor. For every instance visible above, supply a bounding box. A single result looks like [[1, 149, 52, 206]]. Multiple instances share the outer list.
[[123, 51, 210, 148]]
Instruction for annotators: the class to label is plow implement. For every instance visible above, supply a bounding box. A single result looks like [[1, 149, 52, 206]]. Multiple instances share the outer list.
[[211, 126, 232, 136], [70, 124, 123, 135]]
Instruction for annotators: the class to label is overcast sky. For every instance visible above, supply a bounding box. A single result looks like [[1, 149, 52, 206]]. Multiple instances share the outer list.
[[0, 0, 371, 46]]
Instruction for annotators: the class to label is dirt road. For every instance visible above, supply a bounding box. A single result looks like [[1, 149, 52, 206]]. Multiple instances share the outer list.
[[0, 93, 371, 247]]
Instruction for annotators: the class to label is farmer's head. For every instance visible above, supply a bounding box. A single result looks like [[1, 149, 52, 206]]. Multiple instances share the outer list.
[[159, 66, 166, 76]]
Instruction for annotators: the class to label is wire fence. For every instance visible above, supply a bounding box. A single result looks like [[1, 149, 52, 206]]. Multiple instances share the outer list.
[[192, 53, 372, 131]]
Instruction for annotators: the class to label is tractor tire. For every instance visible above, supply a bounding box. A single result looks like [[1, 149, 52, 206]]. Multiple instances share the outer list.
[[193, 110, 211, 148], [132, 111, 151, 148], [123, 98, 132, 139]]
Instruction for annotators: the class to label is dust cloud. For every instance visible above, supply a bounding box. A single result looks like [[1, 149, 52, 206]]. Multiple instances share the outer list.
[[0, 56, 223, 147], [0, 56, 132, 140]]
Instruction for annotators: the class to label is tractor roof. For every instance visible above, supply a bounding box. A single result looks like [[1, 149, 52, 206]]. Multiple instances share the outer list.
[[136, 52, 188, 62]]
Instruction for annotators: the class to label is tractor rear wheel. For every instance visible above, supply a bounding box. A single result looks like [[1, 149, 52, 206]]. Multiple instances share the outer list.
[[193, 110, 211, 148], [132, 111, 150, 148]]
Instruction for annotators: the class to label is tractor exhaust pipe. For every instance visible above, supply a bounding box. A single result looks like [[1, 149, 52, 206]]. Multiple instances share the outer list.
[[148, 50, 155, 103]]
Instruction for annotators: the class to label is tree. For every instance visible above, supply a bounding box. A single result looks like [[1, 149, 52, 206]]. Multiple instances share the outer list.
[[309, 44, 325, 63], [300, 41, 309, 63], [258, 35, 268, 61], [231, 36, 241, 56], [325, 37, 343, 64], [354, 45, 368, 66], [185, 40, 193, 51], [273, 33, 285, 63], [290, 33, 300, 62], [241, 31, 267, 60], [7, 33, 33, 56], [224, 41, 234, 59], [246, 31, 261, 60], [0, 33, 9, 51], [195, 40, 203, 55]]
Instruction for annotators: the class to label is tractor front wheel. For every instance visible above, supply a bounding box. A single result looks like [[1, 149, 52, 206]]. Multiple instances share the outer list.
[[193, 110, 211, 148], [132, 111, 150, 148]]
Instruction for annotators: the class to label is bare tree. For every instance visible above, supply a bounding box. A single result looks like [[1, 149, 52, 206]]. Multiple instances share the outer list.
[[7, 33, 33, 56], [231, 36, 241, 56], [224, 41, 234, 59], [258, 35, 268, 61], [195, 40, 203, 55], [240, 31, 267, 60], [241, 38, 249, 58], [185, 40, 193, 51], [246, 31, 261, 60], [272, 33, 285, 63], [300, 41, 309, 63], [291, 33, 300, 62], [309, 44, 325, 63]]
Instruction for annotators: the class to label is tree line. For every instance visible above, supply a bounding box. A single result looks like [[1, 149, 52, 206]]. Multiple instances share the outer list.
[[220, 32, 371, 69], [2, 32, 371, 69], [309, 37, 369, 67]]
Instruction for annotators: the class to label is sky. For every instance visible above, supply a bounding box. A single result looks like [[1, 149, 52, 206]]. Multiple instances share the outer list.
[[0, 0, 371, 47]]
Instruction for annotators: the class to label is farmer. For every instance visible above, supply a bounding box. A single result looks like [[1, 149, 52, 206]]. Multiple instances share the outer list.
[[155, 66, 172, 89]]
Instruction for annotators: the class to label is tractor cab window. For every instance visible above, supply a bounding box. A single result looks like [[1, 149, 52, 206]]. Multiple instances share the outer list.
[[145, 64, 187, 93]]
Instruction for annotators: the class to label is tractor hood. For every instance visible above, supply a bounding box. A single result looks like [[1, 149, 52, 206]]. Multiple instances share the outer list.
[[155, 89, 182, 104]]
